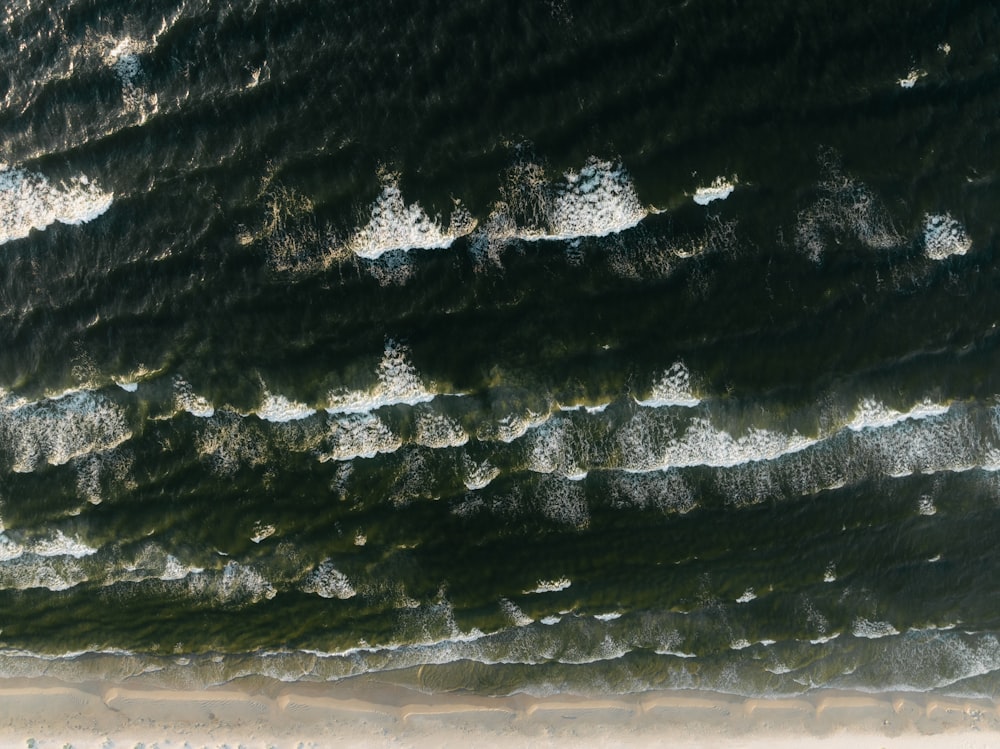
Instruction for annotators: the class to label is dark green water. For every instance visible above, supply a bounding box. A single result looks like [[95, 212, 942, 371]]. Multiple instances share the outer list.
[[0, 0, 999, 697]]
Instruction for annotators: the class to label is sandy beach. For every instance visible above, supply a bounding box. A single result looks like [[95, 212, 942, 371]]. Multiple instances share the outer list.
[[1, 676, 998, 748]]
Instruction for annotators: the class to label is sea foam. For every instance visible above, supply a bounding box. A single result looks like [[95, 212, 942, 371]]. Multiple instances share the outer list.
[[546, 158, 646, 239], [326, 340, 435, 414], [693, 176, 737, 206], [347, 173, 476, 259], [0, 389, 132, 472], [634, 362, 700, 408], [255, 390, 316, 422], [922, 213, 972, 259], [0, 165, 113, 245], [300, 559, 356, 599]]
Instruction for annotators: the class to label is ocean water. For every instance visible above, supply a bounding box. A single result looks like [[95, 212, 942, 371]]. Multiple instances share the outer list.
[[0, 0, 999, 699]]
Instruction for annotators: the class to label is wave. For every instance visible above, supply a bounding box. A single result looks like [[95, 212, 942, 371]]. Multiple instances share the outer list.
[[846, 398, 951, 431], [346, 173, 477, 259], [326, 339, 438, 414], [923, 213, 972, 260], [469, 157, 646, 268], [300, 559, 357, 599], [0, 388, 132, 473], [173, 376, 215, 418], [633, 362, 701, 408], [319, 412, 402, 462], [795, 153, 902, 260], [0, 165, 113, 245], [254, 390, 317, 423], [0, 529, 97, 563], [0, 540, 202, 594], [692, 175, 737, 206]]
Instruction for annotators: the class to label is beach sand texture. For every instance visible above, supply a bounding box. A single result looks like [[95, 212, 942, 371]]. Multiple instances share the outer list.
[[2, 677, 999, 748]]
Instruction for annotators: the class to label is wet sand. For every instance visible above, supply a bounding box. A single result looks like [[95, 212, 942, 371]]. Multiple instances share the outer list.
[[2, 676, 999, 748]]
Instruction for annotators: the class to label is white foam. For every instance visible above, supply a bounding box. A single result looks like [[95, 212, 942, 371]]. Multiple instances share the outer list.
[[347, 173, 476, 259], [558, 401, 611, 414], [320, 412, 401, 461], [635, 362, 700, 407], [0, 389, 132, 472], [112, 364, 162, 393], [918, 496, 937, 516], [524, 577, 572, 594], [30, 530, 97, 559], [300, 559, 356, 599], [0, 555, 87, 592], [0, 165, 113, 245], [526, 418, 587, 478], [500, 598, 534, 627], [413, 410, 468, 448], [736, 588, 757, 603], [622, 416, 818, 472], [809, 633, 841, 645], [462, 456, 501, 490], [693, 176, 737, 206], [250, 522, 276, 543], [188, 560, 277, 604], [326, 340, 436, 414], [607, 470, 697, 514], [824, 563, 837, 583], [852, 618, 900, 639], [546, 158, 646, 239], [173, 376, 215, 418], [255, 391, 316, 422], [923, 213, 972, 259], [0, 533, 23, 562], [118, 543, 203, 584], [480, 409, 550, 443], [847, 398, 950, 431], [594, 612, 622, 621], [898, 68, 927, 88], [470, 157, 646, 260], [107, 37, 142, 85], [535, 477, 590, 528], [654, 648, 698, 658], [196, 411, 268, 475]]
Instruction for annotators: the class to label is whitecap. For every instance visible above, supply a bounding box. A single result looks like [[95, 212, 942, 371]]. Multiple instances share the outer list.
[[326, 339, 436, 414], [300, 559, 356, 599], [0, 389, 132, 472], [852, 618, 900, 639], [634, 362, 700, 408], [30, 530, 97, 559], [320, 412, 401, 462], [173, 376, 215, 418], [847, 398, 950, 432], [693, 175, 737, 206], [922, 213, 972, 260], [347, 173, 476, 259], [546, 158, 646, 239], [524, 577, 572, 594], [255, 391, 316, 422], [0, 166, 113, 245], [898, 68, 927, 88]]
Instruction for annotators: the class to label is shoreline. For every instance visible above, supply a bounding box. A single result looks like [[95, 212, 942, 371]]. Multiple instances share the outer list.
[[1, 676, 998, 748]]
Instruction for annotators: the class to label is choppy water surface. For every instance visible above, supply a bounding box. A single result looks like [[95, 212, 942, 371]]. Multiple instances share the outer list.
[[0, 0, 999, 697]]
